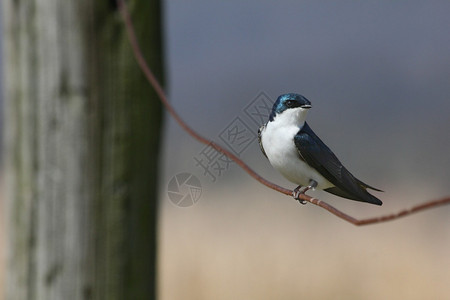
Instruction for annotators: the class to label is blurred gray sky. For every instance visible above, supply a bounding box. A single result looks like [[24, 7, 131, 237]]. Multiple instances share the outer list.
[[0, 2, 3, 156], [162, 1, 450, 204], [1, 1, 449, 203]]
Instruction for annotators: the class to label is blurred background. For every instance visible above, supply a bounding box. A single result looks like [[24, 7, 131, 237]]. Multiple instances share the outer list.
[[2, 1, 450, 299], [160, 1, 450, 299]]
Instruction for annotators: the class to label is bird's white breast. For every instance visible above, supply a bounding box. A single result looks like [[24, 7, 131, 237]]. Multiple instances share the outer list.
[[261, 110, 334, 190]]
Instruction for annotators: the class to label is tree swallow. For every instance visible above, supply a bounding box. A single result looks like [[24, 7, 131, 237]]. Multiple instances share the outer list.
[[258, 93, 383, 205]]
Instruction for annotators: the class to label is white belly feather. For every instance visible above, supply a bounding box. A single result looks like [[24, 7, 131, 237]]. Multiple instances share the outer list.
[[261, 120, 334, 190]]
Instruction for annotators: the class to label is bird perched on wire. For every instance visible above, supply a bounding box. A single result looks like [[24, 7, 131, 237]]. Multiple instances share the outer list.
[[258, 93, 383, 205]]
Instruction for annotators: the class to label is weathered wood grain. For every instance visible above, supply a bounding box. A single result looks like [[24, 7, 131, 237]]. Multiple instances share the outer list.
[[2, 1, 163, 299]]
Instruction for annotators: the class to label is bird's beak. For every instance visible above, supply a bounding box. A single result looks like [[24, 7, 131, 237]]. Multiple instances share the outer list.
[[301, 104, 312, 109]]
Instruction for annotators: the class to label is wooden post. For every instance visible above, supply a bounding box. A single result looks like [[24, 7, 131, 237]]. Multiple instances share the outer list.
[[2, 0, 163, 299]]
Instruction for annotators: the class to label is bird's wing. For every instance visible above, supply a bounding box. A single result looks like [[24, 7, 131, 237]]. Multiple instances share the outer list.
[[294, 122, 382, 205], [258, 124, 268, 159]]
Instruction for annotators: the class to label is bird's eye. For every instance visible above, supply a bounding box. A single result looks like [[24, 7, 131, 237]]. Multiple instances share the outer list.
[[285, 100, 295, 108]]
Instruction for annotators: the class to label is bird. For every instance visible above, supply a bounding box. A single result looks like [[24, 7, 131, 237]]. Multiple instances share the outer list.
[[258, 93, 383, 205]]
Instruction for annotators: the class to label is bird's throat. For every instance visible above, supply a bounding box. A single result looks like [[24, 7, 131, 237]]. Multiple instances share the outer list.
[[272, 107, 308, 128]]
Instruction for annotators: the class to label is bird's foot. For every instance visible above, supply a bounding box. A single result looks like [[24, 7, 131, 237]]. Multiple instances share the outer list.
[[292, 186, 308, 204], [292, 180, 318, 205]]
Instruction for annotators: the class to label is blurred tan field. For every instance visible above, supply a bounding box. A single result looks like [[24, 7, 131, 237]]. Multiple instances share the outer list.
[[159, 181, 450, 300]]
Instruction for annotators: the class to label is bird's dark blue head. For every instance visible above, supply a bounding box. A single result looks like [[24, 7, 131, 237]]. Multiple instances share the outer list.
[[269, 93, 312, 121]]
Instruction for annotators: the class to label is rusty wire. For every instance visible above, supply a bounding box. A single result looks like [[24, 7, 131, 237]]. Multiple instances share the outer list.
[[117, 0, 450, 226]]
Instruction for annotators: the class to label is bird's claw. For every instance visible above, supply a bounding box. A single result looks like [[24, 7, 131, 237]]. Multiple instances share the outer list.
[[292, 186, 310, 205], [292, 181, 318, 205]]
